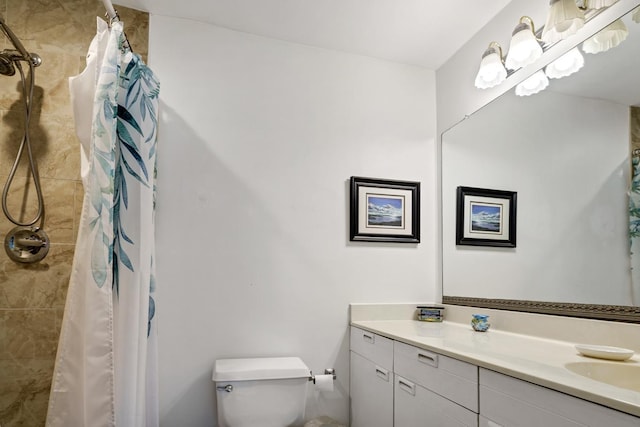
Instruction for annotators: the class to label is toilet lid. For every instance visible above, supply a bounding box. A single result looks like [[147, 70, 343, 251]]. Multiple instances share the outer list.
[[213, 357, 310, 381]]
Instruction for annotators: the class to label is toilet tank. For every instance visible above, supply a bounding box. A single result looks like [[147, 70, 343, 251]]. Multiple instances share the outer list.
[[213, 357, 310, 427]]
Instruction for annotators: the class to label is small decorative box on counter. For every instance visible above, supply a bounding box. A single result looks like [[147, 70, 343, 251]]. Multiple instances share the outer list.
[[416, 306, 445, 322], [471, 314, 490, 332]]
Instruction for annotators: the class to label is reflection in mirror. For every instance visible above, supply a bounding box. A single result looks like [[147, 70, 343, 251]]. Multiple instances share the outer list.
[[442, 9, 640, 322]]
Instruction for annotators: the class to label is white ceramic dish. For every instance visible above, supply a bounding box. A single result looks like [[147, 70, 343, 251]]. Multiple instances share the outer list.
[[575, 344, 635, 361]]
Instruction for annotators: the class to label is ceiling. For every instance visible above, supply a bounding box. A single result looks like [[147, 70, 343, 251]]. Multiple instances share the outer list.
[[115, 0, 513, 69]]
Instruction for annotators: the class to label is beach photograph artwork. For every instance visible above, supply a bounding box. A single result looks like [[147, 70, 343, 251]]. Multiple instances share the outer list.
[[367, 195, 404, 228]]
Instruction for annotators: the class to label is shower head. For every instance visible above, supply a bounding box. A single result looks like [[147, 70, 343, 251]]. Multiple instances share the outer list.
[[0, 51, 15, 76], [0, 16, 41, 68]]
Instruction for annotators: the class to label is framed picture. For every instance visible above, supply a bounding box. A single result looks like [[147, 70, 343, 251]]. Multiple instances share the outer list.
[[350, 176, 420, 243], [456, 186, 517, 247]]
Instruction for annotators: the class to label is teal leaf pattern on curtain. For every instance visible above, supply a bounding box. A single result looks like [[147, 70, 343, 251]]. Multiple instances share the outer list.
[[112, 50, 159, 297], [86, 28, 120, 288], [85, 21, 160, 325]]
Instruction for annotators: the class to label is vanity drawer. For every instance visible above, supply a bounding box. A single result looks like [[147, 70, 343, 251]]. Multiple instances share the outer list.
[[350, 327, 393, 369], [394, 341, 478, 412]]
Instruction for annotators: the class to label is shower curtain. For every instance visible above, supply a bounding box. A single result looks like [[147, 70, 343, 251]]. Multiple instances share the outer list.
[[46, 18, 160, 427]]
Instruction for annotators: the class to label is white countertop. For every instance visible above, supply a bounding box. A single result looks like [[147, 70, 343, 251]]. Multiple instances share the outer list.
[[351, 319, 640, 417]]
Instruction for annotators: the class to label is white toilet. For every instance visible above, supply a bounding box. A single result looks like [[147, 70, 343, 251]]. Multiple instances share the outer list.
[[212, 356, 311, 427]]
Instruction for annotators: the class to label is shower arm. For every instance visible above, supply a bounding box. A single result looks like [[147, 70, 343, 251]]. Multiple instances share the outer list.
[[0, 17, 40, 67]]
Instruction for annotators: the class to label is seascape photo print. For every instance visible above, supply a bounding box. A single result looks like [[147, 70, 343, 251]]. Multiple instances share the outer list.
[[470, 202, 502, 234], [367, 195, 404, 228]]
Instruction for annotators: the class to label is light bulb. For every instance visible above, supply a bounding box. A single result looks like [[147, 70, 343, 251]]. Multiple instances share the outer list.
[[515, 70, 549, 96], [505, 18, 543, 70], [474, 43, 507, 89], [542, 0, 585, 43], [545, 47, 584, 79], [582, 19, 628, 54]]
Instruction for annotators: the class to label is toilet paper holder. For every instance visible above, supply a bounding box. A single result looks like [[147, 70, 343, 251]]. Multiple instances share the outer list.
[[309, 368, 336, 383]]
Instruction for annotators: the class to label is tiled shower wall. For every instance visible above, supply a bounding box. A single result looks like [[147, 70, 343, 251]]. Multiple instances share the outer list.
[[0, 1, 148, 425]]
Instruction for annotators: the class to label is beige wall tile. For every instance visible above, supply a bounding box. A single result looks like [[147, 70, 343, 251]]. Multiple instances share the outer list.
[[0, 111, 80, 181], [0, 358, 55, 427], [0, 309, 58, 359], [0, 244, 73, 309], [0, 175, 75, 243]]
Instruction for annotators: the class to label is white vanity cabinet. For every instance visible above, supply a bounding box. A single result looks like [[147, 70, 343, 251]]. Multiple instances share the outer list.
[[350, 327, 479, 427], [479, 368, 640, 427], [350, 325, 640, 426], [349, 327, 394, 427], [394, 341, 478, 427]]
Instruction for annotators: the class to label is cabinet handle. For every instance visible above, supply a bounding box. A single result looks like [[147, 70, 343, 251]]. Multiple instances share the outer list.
[[418, 352, 438, 367], [362, 333, 375, 344], [374, 366, 389, 381], [398, 378, 416, 396]]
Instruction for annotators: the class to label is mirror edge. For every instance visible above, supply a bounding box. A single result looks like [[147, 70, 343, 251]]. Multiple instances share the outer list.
[[442, 296, 640, 324]]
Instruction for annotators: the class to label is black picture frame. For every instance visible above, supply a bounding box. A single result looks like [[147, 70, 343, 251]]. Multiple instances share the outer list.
[[350, 176, 420, 243], [456, 186, 517, 247]]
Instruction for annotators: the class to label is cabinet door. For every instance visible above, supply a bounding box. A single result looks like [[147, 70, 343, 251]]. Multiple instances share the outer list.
[[395, 375, 478, 427], [480, 369, 640, 427], [350, 351, 393, 427]]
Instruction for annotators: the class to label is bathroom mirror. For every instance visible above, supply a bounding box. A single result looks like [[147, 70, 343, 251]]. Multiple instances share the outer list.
[[442, 7, 640, 322]]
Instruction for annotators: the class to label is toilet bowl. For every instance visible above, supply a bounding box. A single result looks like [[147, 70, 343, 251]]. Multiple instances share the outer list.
[[213, 356, 310, 427]]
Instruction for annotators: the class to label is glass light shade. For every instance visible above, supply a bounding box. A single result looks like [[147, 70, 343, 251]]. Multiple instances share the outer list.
[[545, 47, 584, 79], [474, 46, 507, 89], [542, 0, 585, 43], [582, 19, 628, 54], [515, 70, 549, 96], [505, 22, 543, 70], [633, 6, 640, 23], [587, 0, 618, 9]]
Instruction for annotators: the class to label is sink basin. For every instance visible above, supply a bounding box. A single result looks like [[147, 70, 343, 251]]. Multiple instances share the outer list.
[[565, 362, 640, 392]]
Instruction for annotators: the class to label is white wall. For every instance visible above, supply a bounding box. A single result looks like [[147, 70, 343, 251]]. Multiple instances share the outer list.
[[149, 15, 437, 426]]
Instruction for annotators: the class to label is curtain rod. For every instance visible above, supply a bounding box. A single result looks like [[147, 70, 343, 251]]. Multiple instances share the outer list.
[[101, 0, 117, 21], [100, 0, 132, 52]]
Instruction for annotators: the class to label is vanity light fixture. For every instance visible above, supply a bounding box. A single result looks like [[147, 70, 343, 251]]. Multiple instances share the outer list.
[[582, 19, 628, 54], [542, 0, 586, 43], [474, 42, 507, 89], [515, 70, 549, 96], [632, 6, 640, 23], [545, 47, 585, 78], [505, 16, 543, 70]]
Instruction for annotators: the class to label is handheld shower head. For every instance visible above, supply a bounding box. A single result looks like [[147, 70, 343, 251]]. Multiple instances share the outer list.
[[0, 52, 15, 76]]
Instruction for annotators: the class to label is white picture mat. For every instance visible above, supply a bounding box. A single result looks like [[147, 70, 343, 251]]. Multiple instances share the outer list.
[[462, 194, 510, 241], [358, 186, 413, 236]]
